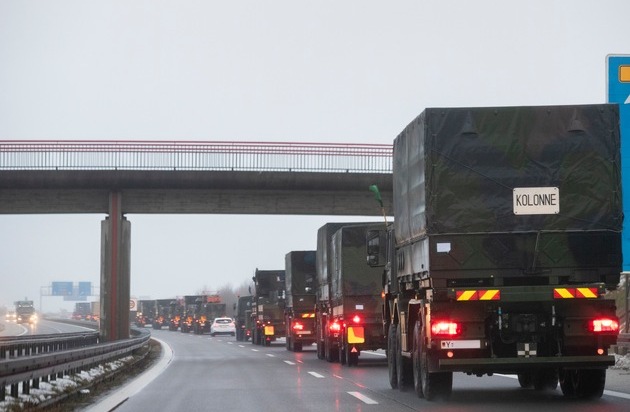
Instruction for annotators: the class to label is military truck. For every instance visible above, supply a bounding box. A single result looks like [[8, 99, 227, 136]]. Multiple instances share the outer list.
[[180, 295, 202, 333], [284, 251, 317, 352], [235, 295, 253, 341], [135, 300, 155, 327], [193, 295, 226, 335], [314, 223, 387, 366], [251, 269, 286, 346], [370, 105, 621, 400], [168, 299, 184, 331], [152, 299, 174, 329]]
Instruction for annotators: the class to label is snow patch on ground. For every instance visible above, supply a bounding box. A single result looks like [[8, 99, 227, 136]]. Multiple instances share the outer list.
[[612, 353, 630, 370], [0, 356, 134, 411]]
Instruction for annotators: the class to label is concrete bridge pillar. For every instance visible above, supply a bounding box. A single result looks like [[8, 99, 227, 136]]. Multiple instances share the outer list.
[[100, 192, 131, 341]]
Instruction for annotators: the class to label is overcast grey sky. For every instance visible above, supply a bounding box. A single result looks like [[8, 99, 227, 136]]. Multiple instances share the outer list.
[[1, 1, 629, 312]]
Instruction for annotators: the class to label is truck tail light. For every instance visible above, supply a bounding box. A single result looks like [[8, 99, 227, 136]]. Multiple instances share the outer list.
[[352, 315, 362, 324], [293, 321, 304, 331], [588, 318, 619, 333], [431, 321, 461, 336], [329, 321, 341, 332]]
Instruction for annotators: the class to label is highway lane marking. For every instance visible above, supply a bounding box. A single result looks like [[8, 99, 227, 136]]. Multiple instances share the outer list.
[[238, 345, 245, 347], [348, 391, 378, 404], [251, 349, 259, 352], [308, 372, 325, 378], [284, 361, 296, 365], [266, 354, 275, 357], [603, 390, 630, 400]]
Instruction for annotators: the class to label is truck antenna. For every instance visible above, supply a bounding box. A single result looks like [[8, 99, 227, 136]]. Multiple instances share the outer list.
[[369, 184, 388, 226]]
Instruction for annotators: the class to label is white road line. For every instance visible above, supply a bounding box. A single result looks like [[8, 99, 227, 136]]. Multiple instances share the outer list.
[[251, 349, 259, 352], [227, 342, 233, 345], [83, 337, 174, 412], [604, 390, 630, 400], [284, 360, 296, 365], [308, 372, 325, 378], [238, 345, 245, 347], [266, 354, 275, 357], [348, 391, 378, 404]]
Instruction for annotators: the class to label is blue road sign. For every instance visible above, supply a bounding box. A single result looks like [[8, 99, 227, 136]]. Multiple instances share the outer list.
[[78, 281, 92, 296], [51, 281, 73, 296], [608, 55, 630, 270]]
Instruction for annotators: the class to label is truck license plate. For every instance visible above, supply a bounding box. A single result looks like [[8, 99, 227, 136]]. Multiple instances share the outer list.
[[440, 340, 481, 349]]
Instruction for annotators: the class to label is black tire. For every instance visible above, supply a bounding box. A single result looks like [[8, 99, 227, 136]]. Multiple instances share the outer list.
[[560, 369, 605, 399], [339, 334, 347, 365], [412, 322, 424, 398], [348, 350, 359, 367], [419, 325, 452, 401], [294, 342, 302, 352], [325, 332, 339, 362], [387, 324, 398, 389], [533, 369, 558, 391], [517, 373, 533, 389], [396, 323, 413, 390], [286, 336, 292, 351]]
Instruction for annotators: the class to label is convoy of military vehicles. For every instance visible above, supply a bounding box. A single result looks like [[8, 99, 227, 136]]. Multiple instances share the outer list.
[[56, 103, 623, 402]]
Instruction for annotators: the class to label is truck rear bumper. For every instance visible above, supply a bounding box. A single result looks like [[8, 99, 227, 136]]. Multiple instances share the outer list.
[[439, 355, 615, 372]]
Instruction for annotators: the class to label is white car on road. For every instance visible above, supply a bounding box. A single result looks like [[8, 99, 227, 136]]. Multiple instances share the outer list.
[[210, 317, 236, 337]]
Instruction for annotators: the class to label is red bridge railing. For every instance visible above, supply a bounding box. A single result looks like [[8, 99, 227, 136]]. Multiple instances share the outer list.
[[0, 140, 392, 173]]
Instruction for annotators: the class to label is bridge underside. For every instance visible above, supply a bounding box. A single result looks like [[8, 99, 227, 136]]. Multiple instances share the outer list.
[[0, 170, 392, 215]]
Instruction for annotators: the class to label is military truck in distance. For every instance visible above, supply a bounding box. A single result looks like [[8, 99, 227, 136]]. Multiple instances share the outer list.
[[169, 299, 184, 331], [285, 251, 317, 352], [152, 299, 174, 329], [193, 295, 226, 335], [180, 295, 202, 333], [371, 105, 621, 400], [251, 269, 286, 346], [315, 222, 383, 364], [135, 300, 155, 327], [315, 223, 387, 366], [235, 295, 253, 341]]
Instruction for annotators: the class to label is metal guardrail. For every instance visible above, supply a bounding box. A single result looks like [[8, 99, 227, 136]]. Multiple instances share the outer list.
[[0, 328, 151, 401], [0, 140, 393, 173], [0, 331, 99, 359]]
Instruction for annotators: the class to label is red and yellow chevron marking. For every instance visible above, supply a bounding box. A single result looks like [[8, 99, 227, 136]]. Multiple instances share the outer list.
[[456, 290, 478, 301], [576, 288, 598, 298], [479, 290, 500, 300], [553, 288, 575, 299], [456, 289, 501, 301], [554, 287, 599, 299]]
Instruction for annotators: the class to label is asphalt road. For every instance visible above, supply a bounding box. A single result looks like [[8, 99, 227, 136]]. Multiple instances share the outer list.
[[87, 329, 630, 412], [0, 318, 97, 336]]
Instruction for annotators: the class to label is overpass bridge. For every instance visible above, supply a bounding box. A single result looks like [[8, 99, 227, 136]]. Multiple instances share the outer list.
[[0, 140, 393, 341]]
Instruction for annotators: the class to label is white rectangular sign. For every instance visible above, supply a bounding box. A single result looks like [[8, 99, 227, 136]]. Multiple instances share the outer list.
[[513, 187, 559, 215], [440, 340, 481, 349]]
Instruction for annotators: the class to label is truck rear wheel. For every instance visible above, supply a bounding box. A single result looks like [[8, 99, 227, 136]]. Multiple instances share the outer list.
[[387, 324, 398, 389], [560, 369, 605, 399], [325, 333, 339, 362], [396, 324, 413, 390], [419, 324, 452, 401], [533, 369, 558, 391], [293, 342, 302, 352]]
